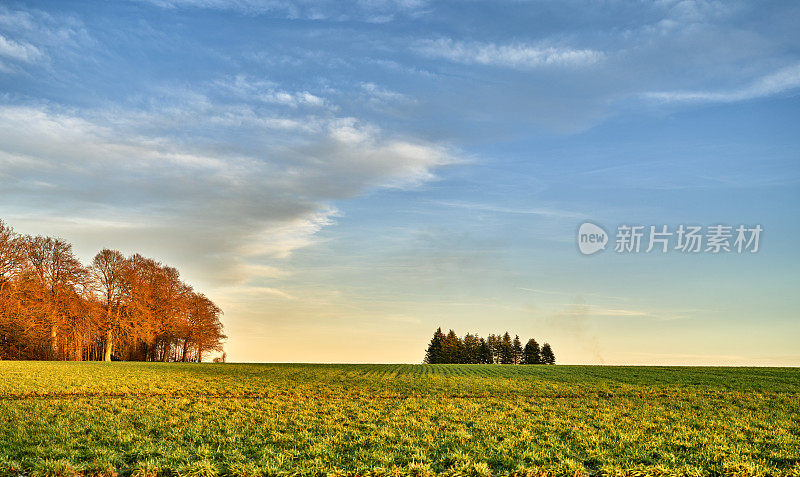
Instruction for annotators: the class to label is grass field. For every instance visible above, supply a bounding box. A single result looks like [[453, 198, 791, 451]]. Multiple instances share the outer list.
[[1, 363, 798, 477]]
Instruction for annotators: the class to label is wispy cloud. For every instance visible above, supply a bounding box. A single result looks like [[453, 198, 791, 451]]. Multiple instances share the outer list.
[[0, 33, 41, 63], [437, 201, 584, 219], [642, 63, 800, 103], [136, 0, 428, 22], [360, 82, 411, 105], [559, 304, 650, 318], [0, 84, 459, 286], [216, 285, 297, 300], [413, 39, 605, 69], [0, 6, 93, 74], [518, 288, 630, 302], [213, 75, 328, 108]]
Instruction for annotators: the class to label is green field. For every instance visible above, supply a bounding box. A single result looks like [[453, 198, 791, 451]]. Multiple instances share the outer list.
[[1, 363, 798, 477]]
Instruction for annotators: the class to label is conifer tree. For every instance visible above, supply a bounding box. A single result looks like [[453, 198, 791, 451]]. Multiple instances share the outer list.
[[500, 332, 514, 364], [479, 338, 492, 364], [523, 338, 541, 364], [541, 342, 556, 365], [420, 328, 556, 365], [486, 334, 499, 363], [442, 329, 463, 363], [463, 333, 481, 364], [512, 335, 523, 364], [424, 327, 444, 364]]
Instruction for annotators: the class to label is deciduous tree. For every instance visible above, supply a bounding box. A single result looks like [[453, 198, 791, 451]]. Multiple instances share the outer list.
[[0, 218, 226, 362]]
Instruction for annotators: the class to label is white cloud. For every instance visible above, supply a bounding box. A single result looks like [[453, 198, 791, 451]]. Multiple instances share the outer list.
[[642, 63, 800, 103], [0, 8, 36, 31], [0, 6, 93, 75], [0, 34, 42, 63], [261, 90, 325, 107], [212, 76, 328, 108], [361, 82, 408, 103], [414, 39, 605, 69], [0, 92, 458, 287]]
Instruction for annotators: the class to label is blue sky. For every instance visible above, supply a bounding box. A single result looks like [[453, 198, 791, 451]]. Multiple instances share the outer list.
[[1, 0, 798, 364]]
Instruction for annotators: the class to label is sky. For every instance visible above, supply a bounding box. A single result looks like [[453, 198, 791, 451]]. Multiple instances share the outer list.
[[1, 0, 798, 365]]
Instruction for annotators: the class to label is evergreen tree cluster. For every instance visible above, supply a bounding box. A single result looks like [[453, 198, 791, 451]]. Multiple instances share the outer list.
[[424, 328, 555, 365]]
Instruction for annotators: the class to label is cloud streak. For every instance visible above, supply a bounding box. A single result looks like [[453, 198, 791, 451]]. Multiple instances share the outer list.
[[414, 39, 605, 69], [135, 0, 428, 22], [437, 201, 584, 219], [642, 63, 800, 103]]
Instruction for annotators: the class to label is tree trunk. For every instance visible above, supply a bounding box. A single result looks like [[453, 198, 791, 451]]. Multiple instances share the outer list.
[[50, 322, 58, 359], [103, 328, 113, 361]]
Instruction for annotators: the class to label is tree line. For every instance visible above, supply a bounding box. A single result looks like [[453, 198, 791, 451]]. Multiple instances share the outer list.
[[425, 328, 555, 364], [0, 219, 225, 362]]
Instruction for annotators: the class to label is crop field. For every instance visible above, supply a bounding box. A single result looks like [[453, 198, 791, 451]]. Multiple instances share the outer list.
[[0, 363, 798, 477]]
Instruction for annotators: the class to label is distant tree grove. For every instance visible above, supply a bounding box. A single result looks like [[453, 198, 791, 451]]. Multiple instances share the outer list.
[[0, 219, 225, 362], [424, 328, 555, 365]]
